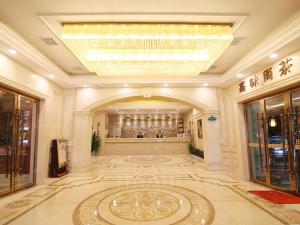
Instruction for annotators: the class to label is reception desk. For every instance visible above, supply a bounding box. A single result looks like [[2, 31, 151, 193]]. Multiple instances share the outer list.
[[102, 138, 189, 155]]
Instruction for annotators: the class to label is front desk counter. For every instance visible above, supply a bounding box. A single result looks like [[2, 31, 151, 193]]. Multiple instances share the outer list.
[[102, 138, 189, 155]]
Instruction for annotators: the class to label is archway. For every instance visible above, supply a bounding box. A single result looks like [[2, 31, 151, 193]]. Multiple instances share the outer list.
[[72, 89, 222, 172], [82, 89, 215, 112]]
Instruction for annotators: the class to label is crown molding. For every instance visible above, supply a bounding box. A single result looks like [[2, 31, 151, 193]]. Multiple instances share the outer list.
[[0, 22, 71, 88], [0, 11, 299, 89], [235, 72, 300, 103], [0, 75, 48, 99], [221, 11, 300, 87]]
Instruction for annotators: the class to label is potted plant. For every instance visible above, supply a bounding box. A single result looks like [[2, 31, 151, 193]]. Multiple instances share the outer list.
[[91, 131, 101, 154], [188, 143, 204, 159]]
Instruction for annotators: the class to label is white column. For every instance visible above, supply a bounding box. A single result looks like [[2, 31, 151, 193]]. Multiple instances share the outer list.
[[202, 110, 222, 170], [72, 110, 93, 172]]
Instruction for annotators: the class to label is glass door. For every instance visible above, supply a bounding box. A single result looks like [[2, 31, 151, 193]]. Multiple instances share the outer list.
[[15, 96, 37, 189], [245, 102, 267, 183], [265, 95, 291, 190], [0, 86, 38, 197], [291, 91, 300, 193], [0, 89, 15, 195]]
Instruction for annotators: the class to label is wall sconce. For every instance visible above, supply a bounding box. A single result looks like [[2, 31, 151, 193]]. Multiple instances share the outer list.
[[269, 116, 277, 127]]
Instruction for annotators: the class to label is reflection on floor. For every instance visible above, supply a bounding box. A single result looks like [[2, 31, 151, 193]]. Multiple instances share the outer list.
[[0, 154, 300, 225], [0, 174, 33, 193]]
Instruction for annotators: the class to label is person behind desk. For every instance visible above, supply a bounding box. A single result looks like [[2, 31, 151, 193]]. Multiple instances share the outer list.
[[156, 130, 163, 138], [137, 132, 144, 138]]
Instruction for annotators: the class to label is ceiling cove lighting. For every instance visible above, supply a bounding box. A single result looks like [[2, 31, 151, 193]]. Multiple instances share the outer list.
[[61, 23, 233, 76], [269, 53, 278, 58], [8, 49, 17, 55]]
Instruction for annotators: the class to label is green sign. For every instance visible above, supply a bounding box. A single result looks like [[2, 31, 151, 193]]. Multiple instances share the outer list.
[[208, 115, 217, 121]]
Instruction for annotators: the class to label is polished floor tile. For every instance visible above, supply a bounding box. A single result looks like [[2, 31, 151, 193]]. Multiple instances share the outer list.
[[0, 154, 300, 225]]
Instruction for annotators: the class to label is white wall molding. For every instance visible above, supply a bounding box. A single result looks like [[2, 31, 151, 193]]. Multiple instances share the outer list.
[[73, 110, 92, 116], [0, 22, 71, 87], [236, 73, 300, 102], [222, 11, 300, 85], [83, 89, 216, 112], [0, 12, 300, 89], [0, 74, 48, 99]]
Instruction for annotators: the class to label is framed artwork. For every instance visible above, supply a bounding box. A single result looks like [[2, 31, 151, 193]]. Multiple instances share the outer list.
[[197, 119, 203, 138]]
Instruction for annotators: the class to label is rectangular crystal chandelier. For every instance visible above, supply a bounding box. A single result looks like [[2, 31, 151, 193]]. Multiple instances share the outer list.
[[61, 23, 233, 76]]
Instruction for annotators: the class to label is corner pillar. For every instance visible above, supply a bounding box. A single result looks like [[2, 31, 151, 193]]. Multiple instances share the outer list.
[[71, 110, 93, 172], [202, 110, 222, 170]]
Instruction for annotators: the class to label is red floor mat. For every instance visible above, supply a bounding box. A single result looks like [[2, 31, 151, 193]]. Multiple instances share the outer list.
[[249, 190, 300, 204]]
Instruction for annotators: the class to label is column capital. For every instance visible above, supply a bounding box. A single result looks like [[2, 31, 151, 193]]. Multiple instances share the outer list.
[[73, 110, 93, 116], [203, 109, 220, 115]]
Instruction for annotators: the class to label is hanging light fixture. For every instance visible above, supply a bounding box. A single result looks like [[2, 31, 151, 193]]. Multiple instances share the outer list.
[[61, 23, 233, 76], [269, 116, 277, 127]]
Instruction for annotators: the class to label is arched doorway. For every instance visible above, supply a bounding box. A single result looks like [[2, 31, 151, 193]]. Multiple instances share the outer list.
[[71, 90, 222, 172]]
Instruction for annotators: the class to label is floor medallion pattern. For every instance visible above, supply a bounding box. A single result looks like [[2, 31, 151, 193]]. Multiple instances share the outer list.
[[124, 156, 172, 164], [73, 183, 215, 225], [2, 155, 300, 225]]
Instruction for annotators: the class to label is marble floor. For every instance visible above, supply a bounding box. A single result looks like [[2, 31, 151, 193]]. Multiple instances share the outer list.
[[0, 154, 300, 225]]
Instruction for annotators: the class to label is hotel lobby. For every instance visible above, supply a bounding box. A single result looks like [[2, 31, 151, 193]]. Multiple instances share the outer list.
[[1, 0, 300, 224]]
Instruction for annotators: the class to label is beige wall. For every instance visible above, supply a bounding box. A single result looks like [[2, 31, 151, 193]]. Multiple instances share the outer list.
[[0, 52, 64, 184], [183, 109, 203, 150], [107, 114, 182, 138], [75, 87, 219, 111], [0, 52, 241, 181]]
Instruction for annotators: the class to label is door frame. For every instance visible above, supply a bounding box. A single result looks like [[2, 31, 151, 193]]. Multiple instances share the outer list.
[[244, 87, 300, 193], [0, 85, 39, 197]]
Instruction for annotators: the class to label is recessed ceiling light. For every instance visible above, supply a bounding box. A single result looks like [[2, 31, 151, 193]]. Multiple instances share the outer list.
[[8, 49, 17, 55], [164, 83, 168, 87], [269, 53, 278, 58], [203, 83, 208, 86], [123, 83, 128, 87], [48, 74, 55, 79], [236, 74, 243, 78], [83, 84, 88, 87]]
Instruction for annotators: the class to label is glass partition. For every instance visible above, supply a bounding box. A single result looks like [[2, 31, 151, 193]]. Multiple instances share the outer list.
[[0, 87, 38, 197], [0, 89, 15, 195], [15, 97, 37, 188], [291, 91, 300, 192], [245, 102, 266, 183], [265, 95, 290, 189]]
